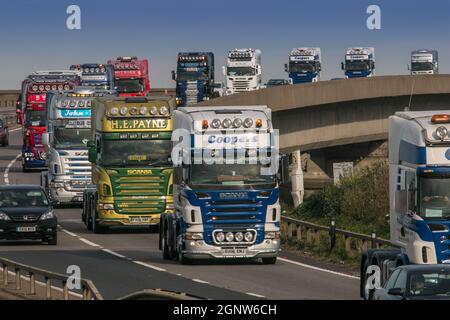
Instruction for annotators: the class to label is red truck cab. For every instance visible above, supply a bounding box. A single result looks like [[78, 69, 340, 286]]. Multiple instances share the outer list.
[[20, 71, 81, 171], [108, 56, 150, 97]]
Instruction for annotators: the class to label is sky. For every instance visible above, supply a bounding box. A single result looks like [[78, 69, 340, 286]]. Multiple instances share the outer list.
[[0, 0, 449, 89]]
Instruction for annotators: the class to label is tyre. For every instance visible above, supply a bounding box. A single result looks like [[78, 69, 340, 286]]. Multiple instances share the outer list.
[[91, 200, 108, 234], [362, 261, 375, 300], [161, 226, 173, 260], [46, 232, 58, 245], [262, 257, 277, 265]]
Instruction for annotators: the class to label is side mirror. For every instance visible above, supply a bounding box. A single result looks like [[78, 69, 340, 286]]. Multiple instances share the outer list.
[[284, 64, 288, 72], [87, 140, 97, 163], [222, 66, 226, 76], [341, 62, 345, 70], [279, 154, 290, 184], [395, 190, 408, 214], [372, 61, 375, 69], [388, 288, 405, 297], [171, 70, 176, 81], [317, 62, 322, 72], [42, 132, 49, 146]]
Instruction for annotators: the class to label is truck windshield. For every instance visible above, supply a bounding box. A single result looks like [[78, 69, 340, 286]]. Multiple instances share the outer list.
[[411, 62, 434, 72], [289, 62, 315, 73], [115, 79, 143, 93], [25, 110, 46, 126], [227, 67, 256, 76], [176, 70, 208, 81], [419, 175, 450, 220], [345, 61, 370, 71], [53, 127, 90, 149], [190, 163, 276, 187], [101, 139, 172, 167]]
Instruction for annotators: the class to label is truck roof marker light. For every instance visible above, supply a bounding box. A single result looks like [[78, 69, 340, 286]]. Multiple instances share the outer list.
[[243, 118, 253, 128], [211, 119, 221, 129], [435, 126, 448, 140], [117, 107, 127, 116], [222, 118, 232, 129], [233, 118, 243, 128], [431, 114, 450, 123], [256, 119, 263, 128], [160, 106, 169, 116], [202, 120, 209, 129], [129, 107, 138, 115], [139, 106, 147, 115]]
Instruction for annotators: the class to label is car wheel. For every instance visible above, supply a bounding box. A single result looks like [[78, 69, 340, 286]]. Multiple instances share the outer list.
[[46, 232, 57, 245], [262, 257, 277, 264]]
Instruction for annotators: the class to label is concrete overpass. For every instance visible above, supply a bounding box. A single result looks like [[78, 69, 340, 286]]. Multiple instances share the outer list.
[[201, 75, 450, 195], [201, 75, 450, 152]]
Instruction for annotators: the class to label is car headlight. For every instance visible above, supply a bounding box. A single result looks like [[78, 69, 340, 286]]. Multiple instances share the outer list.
[[40, 211, 55, 220], [0, 213, 11, 221]]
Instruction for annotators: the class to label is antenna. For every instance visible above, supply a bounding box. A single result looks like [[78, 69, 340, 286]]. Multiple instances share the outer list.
[[405, 76, 416, 111]]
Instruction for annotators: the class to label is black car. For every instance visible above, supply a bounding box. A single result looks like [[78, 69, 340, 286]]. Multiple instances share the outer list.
[[373, 265, 450, 300], [266, 79, 291, 87], [0, 185, 57, 245]]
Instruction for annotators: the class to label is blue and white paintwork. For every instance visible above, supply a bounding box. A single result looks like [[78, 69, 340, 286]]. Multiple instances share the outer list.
[[410, 49, 439, 75], [389, 111, 450, 265], [342, 47, 375, 78], [286, 47, 321, 84]]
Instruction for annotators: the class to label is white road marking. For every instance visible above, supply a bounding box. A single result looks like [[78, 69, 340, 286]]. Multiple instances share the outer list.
[[132, 260, 167, 272], [278, 257, 360, 280], [102, 248, 126, 259], [78, 238, 101, 247], [9, 127, 22, 133], [60, 228, 78, 237], [246, 292, 266, 298], [3, 153, 21, 185], [192, 278, 209, 284]]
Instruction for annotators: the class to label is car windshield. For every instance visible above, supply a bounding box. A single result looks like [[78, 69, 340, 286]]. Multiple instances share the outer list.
[[25, 110, 46, 126], [0, 189, 49, 208], [289, 62, 315, 73], [419, 176, 450, 219], [101, 139, 172, 167], [54, 127, 90, 149], [177, 70, 208, 81], [408, 271, 450, 297], [190, 163, 276, 187], [115, 79, 143, 93], [345, 61, 370, 71], [411, 62, 434, 71], [227, 67, 255, 76]]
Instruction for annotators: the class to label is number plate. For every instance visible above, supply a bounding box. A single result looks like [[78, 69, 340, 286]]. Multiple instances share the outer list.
[[223, 248, 247, 256], [16, 226, 36, 232], [130, 217, 150, 223]]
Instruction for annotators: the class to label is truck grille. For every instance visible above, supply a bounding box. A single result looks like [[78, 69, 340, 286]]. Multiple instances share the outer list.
[[205, 199, 264, 224], [111, 175, 167, 214]]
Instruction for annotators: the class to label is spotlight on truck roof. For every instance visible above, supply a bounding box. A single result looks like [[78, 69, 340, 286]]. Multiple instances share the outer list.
[[243, 118, 253, 128], [160, 106, 169, 116], [436, 126, 448, 140], [150, 106, 158, 115], [120, 107, 128, 116], [211, 119, 221, 129]]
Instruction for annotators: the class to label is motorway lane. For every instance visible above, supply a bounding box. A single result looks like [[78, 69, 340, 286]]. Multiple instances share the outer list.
[[1, 129, 360, 299]]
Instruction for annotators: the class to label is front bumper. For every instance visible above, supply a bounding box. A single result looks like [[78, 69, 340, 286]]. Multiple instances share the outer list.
[[182, 238, 280, 260], [49, 186, 90, 205], [0, 220, 57, 241], [96, 209, 163, 227]]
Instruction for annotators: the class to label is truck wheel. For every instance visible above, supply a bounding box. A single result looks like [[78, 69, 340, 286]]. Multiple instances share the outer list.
[[362, 261, 375, 300], [92, 205, 108, 234], [262, 257, 277, 265], [162, 227, 173, 260]]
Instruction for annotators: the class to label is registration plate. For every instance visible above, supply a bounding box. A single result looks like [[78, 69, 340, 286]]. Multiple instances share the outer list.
[[130, 217, 150, 223], [223, 248, 247, 256], [16, 226, 36, 232]]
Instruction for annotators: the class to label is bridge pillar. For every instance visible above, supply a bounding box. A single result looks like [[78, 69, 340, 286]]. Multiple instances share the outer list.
[[290, 150, 304, 208]]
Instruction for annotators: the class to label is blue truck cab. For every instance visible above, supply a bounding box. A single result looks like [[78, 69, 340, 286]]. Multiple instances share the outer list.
[[172, 52, 216, 107], [285, 47, 321, 84], [160, 106, 282, 264], [70, 63, 115, 90], [342, 47, 375, 78]]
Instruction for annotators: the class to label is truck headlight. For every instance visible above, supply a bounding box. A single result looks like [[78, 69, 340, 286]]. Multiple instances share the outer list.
[[185, 232, 203, 240], [244, 231, 254, 242], [0, 213, 11, 221], [235, 232, 244, 242], [225, 232, 234, 242], [436, 126, 448, 140], [265, 231, 280, 239], [40, 211, 55, 220], [215, 232, 225, 242]]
